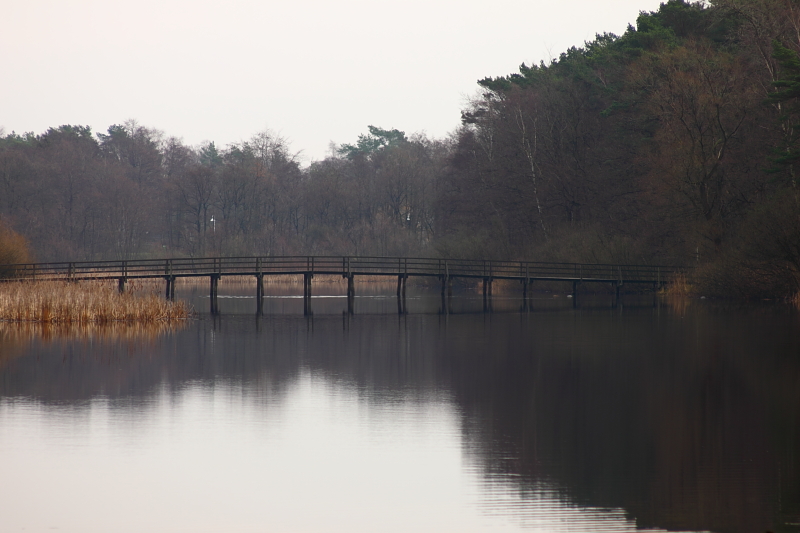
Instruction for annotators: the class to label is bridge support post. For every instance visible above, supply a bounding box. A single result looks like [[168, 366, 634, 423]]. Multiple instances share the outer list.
[[440, 274, 448, 315], [163, 260, 175, 301], [303, 272, 313, 316], [440, 277, 447, 314], [396, 275, 406, 314], [615, 281, 622, 307], [402, 260, 408, 313], [572, 280, 580, 307], [402, 276, 407, 314], [210, 275, 219, 314], [256, 274, 264, 316], [483, 278, 493, 312], [119, 261, 128, 294], [447, 276, 452, 313], [522, 278, 528, 311], [347, 274, 354, 315], [522, 277, 533, 311], [303, 273, 308, 316]]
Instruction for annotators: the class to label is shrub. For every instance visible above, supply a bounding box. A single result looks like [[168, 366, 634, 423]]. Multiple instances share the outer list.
[[0, 220, 33, 278]]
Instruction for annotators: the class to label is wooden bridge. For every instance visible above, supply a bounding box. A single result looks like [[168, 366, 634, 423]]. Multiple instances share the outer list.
[[2, 256, 685, 315]]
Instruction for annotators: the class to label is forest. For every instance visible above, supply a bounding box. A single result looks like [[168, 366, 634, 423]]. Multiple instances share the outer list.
[[2, 0, 800, 298]]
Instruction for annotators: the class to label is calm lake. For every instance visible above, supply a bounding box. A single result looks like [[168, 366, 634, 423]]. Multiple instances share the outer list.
[[1, 283, 798, 533]]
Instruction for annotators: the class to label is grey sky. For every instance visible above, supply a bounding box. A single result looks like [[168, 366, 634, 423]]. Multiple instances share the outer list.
[[2, 0, 665, 163]]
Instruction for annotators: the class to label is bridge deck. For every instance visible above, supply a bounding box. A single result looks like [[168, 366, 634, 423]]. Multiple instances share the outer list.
[[2, 255, 683, 284]]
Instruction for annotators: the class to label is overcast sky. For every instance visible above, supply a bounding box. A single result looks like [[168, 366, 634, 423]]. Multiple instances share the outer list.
[[2, 0, 665, 163]]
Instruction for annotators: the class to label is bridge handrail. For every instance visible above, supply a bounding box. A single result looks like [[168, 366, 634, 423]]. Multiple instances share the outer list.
[[0, 255, 688, 284]]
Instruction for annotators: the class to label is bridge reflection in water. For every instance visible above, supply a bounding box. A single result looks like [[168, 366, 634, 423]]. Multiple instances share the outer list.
[[0, 302, 795, 533], [4, 256, 686, 315]]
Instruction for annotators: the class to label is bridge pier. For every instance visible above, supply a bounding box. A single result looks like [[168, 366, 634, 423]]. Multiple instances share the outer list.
[[447, 277, 452, 313], [303, 273, 313, 316], [400, 259, 409, 314], [256, 274, 264, 315], [210, 274, 219, 314], [119, 261, 128, 294], [483, 278, 493, 313], [396, 275, 407, 314], [522, 278, 529, 311], [256, 258, 264, 316], [396, 275, 402, 312], [164, 276, 175, 301], [572, 280, 581, 308], [440, 274, 449, 314], [347, 274, 354, 315]]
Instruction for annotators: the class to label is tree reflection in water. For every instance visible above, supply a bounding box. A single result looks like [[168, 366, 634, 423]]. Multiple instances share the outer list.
[[0, 297, 797, 532]]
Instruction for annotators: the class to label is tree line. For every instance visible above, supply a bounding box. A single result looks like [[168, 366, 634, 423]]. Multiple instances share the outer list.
[[0, 122, 448, 261], [3, 0, 800, 297]]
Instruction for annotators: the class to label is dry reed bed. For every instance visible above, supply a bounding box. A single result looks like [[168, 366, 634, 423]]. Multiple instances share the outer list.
[[660, 273, 693, 297], [0, 281, 192, 323]]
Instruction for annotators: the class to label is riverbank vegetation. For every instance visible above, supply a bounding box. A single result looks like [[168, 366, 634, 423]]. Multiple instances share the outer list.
[[0, 220, 32, 278], [2, 0, 800, 299], [0, 281, 191, 323]]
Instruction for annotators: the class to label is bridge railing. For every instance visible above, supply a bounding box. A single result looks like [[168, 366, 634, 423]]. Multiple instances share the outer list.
[[0, 256, 687, 284]]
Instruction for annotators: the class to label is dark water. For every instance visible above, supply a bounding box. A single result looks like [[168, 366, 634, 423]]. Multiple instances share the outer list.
[[1, 286, 799, 533]]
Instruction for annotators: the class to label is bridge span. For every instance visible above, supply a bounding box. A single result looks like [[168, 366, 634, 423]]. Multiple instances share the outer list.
[[2, 256, 686, 315]]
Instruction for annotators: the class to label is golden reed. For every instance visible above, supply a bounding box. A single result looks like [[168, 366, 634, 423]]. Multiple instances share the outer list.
[[0, 280, 192, 323], [661, 272, 693, 297]]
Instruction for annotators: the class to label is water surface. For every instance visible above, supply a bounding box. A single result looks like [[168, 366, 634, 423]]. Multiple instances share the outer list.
[[1, 287, 798, 532]]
